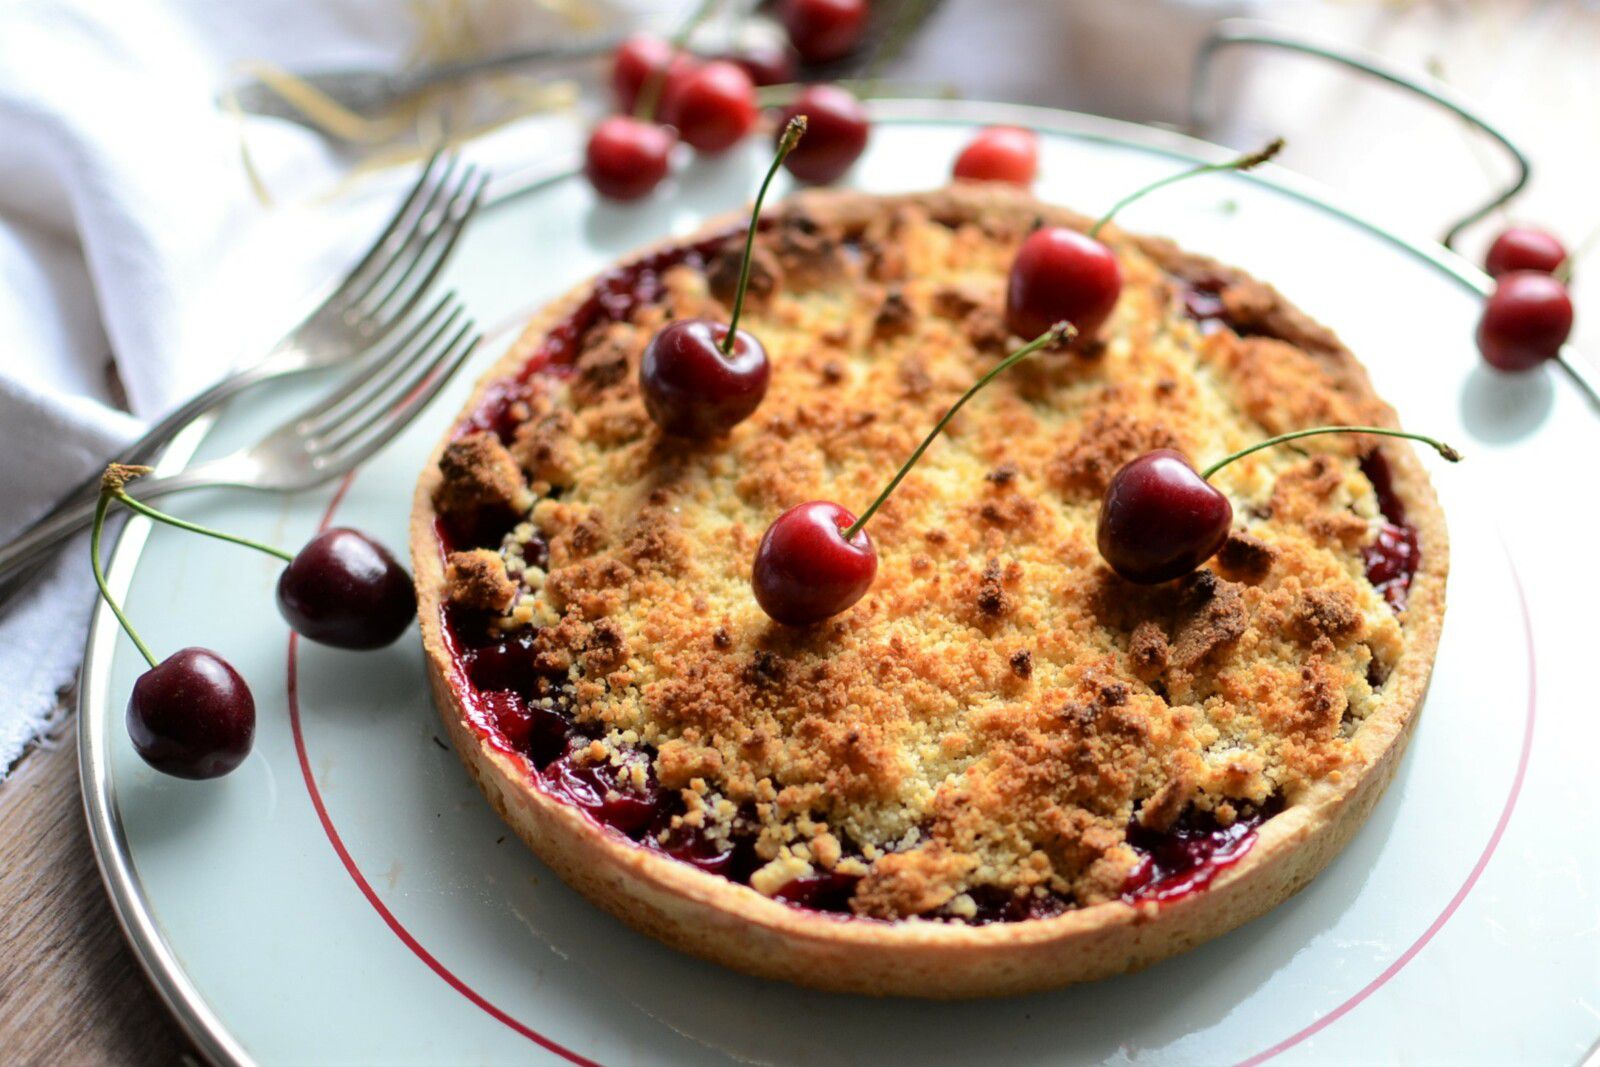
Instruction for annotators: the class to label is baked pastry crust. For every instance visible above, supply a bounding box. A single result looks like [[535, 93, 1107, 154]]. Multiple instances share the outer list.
[[411, 184, 1447, 997]]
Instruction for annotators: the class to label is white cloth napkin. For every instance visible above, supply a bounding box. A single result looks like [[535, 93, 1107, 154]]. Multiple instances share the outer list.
[[0, 0, 651, 777]]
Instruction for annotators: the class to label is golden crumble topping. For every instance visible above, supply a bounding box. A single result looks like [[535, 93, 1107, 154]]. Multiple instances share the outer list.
[[432, 188, 1414, 920]]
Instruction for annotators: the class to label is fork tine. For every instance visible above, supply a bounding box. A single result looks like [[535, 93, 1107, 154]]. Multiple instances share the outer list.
[[320, 150, 452, 310], [319, 330, 481, 471], [315, 317, 475, 455], [357, 168, 488, 329], [300, 299, 467, 441], [284, 294, 457, 433], [341, 156, 465, 313]]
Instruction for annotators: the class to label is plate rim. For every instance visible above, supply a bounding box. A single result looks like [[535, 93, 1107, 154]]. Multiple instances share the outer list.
[[76, 96, 1510, 1067]]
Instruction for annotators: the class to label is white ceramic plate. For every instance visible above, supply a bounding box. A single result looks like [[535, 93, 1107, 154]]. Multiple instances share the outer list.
[[81, 101, 1600, 1066]]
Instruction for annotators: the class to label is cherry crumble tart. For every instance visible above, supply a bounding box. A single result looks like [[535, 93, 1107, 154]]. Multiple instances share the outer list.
[[411, 185, 1447, 997]]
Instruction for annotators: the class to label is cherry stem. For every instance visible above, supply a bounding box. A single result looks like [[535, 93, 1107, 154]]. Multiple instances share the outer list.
[[110, 491, 296, 564], [90, 493, 158, 670], [1199, 425, 1463, 481], [722, 115, 806, 354], [843, 322, 1075, 540], [1088, 138, 1285, 240], [634, 0, 719, 121]]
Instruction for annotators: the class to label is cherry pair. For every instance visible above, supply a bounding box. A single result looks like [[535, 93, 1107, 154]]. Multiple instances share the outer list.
[[92, 466, 415, 780], [1476, 226, 1574, 372]]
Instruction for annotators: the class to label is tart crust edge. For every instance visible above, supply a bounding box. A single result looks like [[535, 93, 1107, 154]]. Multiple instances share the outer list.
[[408, 184, 1448, 998]]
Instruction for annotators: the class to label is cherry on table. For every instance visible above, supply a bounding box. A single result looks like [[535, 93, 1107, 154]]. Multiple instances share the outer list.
[[1476, 270, 1574, 371], [127, 648, 256, 780], [953, 126, 1039, 186], [276, 527, 416, 650], [611, 33, 700, 117], [640, 319, 771, 437], [752, 500, 877, 626], [781, 0, 868, 63], [673, 60, 759, 154], [1485, 226, 1567, 278], [584, 116, 675, 201], [775, 84, 870, 184], [1098, 450, 1232, 585], [720, 39, 799, 86], [1006, 226, 1122, 341]]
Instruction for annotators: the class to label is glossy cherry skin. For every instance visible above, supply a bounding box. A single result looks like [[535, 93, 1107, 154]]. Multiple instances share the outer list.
[[1476, 270, 1574, 371], [752, 501, 877, 626], [781, 0, 868, 63], [720, 40, 799, 86], [1006, 226, 1122, 341], [127, 648, 256, 779], [673, 60, 759, 153], [1485, 226, 1567, 278], [276, 528, 417, 649], [640, 319, 771, 438], [776, 84, 870, 184], [953, 126, 1039, 186], [1097, 449, 1233, 584], [610, 33, 700, 117], [584, 116, 675, 201]]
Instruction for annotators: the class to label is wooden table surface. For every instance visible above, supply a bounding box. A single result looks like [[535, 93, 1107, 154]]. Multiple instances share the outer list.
[[2, 2, 1594, 1063]]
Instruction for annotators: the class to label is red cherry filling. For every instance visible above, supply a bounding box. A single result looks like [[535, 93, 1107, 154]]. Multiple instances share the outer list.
[[584, 116, 675, 202], [1358, 451, 1421, 611], [965, 886, 1071, 924], [952, 125, 1039, 186], [781, 0, 868, 63], [546, 749, 663, 837], [776, 84, 869, 184], [673, 60, 759, 154], [1476, 270, 1574, 371], [640, 319, 771, 437], [1485, 226, 1567, 278], [1122, 799, 1280, 904], [752, 500, 877, 626], [773, 870, 861, 913], [1005, 226, 1122, 341], [1098, 449, 1232, 585]]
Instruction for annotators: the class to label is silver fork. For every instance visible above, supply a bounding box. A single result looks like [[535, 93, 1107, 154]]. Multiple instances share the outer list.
[[0, 299, 481, 585], [1, 152, 486, 568]]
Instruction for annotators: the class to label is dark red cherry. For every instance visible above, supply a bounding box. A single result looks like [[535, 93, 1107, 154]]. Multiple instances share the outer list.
[[610, 34, 700, 117], [673, 60, 759, 154], [1485, 226, 1567, 278], [276, 527, 416, 650], [584, 116, 675, 201], [1097, 449, 1232, 584], [545, 751, 662, 835], [781, 0, 868, 63], [1006, 226, 1122, 341], [127, 648, 255, 779], [1476, 270, 1574, 371], [720, 40, 799, 87], [752, 500, 877, 625], [640, 319, 771, 437], [953, 126, 1039, 186], [776, 84, 869, 184]]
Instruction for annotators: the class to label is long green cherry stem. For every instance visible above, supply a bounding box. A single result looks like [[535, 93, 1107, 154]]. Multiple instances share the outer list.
[[633, 0, 719, 121], [1088, 138, 1285, 240], [91, 490, 158, 670], [843, 322, 1076, 540], [1199, 426, 1462, 481], [98, 463, 294, 564], [722, 115, 806, 355]]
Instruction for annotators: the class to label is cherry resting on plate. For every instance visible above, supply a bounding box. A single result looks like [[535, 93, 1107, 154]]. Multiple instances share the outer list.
[[1097, 427, 1461, 584], [775, 84, 869, 184], [752, 324, 1075, 625], [1476, 270, 1574, 372], [610, 33, 700, 116], [276, 527, 416, 650], [953, 126, 1039, 186], [128, 648, 257, 780], [639, 117, 807, 436], [672, 60, 759, 154], [781, 0, 868, 63], [584, 115, 676, 202], [1484, 226, 1567, 278], [1005, 139, 1284, 343]]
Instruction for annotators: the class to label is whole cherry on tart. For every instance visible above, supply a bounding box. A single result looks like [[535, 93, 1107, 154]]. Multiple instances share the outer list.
[[584, 115, 676, 202], [1005, 139, 1283, 343], [775, 84, 869, 184], [752, 323, 1075, 625], [781, 0, 868, 63], [640, 117, 806, 437], [276, 527, 417, 649], [1097, 427, 1461, 585], [672, 60, 759, 154], [953, 126, 1039, 186], [1484, 226, 1567, 278], [1476, 269, 1574, 371]]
